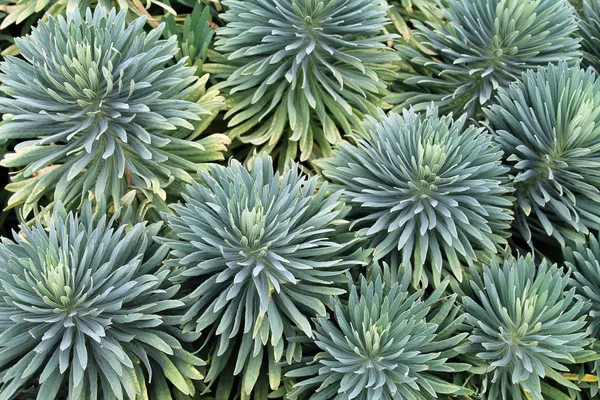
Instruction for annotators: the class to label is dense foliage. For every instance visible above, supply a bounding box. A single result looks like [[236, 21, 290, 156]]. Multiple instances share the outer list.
[[0, 0, 187, 30], [386, 0, 443, 44], [2, 0, 600, 399]]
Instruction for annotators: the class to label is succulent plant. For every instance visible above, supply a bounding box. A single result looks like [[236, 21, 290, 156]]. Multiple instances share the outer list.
[[386, 0, 581, 118], [208, 0, 398, 167], [564, 233, 600, 338], [579, 0, 600, 71], [462, 254, 595, 400], [0, 7, 229, 218], [563, 232, 600, 396], [0, 202, 205, 399], [317, 107, 513, 288], [163, 153, 367, 396], [287, 269, 470, 400], [485, 62, 600, 247]]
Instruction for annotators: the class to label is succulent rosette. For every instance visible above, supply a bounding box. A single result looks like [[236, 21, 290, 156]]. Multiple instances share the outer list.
[[0, 203, 204, 399]]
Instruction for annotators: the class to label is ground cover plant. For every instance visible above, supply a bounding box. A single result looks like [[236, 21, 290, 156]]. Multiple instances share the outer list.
[[1, 0, 600, 399]]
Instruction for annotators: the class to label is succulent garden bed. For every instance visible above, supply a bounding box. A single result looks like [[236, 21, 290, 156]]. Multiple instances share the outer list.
[[1, 0, 600, 399]]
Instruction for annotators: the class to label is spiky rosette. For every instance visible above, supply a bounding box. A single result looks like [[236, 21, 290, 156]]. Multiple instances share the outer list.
[[164, 153, 366, 395], [317, 107, 513, 288], [209, 0, 398, 166], [485, 62, 600, 247], [0, 7, 229, 218], [0, 202, 205, 400], [287, 270, 470, 400], [462, 255, 594, 400], [579, 0, 600, 71], [386, 0, 581, 118]]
